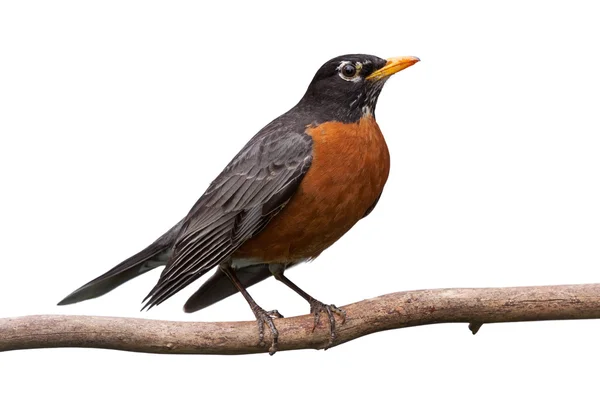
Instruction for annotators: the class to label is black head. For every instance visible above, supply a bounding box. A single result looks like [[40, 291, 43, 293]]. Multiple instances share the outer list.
[[297, 54, 419, 123]]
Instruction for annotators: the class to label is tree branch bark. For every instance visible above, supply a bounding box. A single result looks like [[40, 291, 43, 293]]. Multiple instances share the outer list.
[[2, 283, 599, 355]]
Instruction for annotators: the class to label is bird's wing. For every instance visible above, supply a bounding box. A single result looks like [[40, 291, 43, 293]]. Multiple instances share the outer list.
[[143, 129, 313, 309]]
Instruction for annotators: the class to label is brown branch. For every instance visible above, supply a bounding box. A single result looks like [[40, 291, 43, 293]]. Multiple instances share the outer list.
[[1, 283, 599, 355]]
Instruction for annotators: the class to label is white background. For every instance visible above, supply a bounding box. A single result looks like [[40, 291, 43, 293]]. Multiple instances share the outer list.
[[1, 1, 599, 398]]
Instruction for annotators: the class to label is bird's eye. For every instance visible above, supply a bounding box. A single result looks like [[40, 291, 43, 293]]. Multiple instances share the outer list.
[[338, 62, 362, 80], [342, 64, 357, 78]]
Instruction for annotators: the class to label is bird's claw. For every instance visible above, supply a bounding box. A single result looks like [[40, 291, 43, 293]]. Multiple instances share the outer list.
[[309, 300, 346, 349], [252, 307, 283, 355]]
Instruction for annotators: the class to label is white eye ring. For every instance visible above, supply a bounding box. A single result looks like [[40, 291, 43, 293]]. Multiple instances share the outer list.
[[338, 61, 362, 82]]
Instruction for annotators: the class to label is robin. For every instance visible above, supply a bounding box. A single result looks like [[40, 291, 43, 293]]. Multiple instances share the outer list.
[[58, 54, 420, 354]]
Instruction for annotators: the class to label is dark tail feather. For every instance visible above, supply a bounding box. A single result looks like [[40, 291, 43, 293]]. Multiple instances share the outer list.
[[183, 264, 272, 313], [57, 219, 184, 306]]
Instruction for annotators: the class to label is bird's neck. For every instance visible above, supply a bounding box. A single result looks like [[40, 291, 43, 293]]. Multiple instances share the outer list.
[[294, 96, 375, 125]]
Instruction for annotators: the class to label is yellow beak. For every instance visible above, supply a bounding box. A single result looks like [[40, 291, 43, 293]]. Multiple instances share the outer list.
[[366, 56, 420, 81]]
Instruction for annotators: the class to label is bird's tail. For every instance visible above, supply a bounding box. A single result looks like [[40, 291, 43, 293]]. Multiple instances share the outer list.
[[57, 219, 184, 306], [182, 264, 273, 313]]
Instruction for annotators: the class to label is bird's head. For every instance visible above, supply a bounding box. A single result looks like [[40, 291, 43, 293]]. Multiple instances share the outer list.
[[299, 54, 420, 122]]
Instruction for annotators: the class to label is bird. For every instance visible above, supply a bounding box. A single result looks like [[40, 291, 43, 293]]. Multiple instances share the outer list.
[[58, 53, 420, 354]]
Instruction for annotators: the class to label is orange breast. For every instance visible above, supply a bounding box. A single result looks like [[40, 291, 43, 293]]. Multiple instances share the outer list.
[[234, 115, 390, 263]]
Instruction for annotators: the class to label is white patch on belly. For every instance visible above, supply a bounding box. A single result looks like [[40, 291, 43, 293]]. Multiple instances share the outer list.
[[232, 257, 309, 269]]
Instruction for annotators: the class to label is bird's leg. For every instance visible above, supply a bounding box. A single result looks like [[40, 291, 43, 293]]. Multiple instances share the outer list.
[[270, 265, 346, 349], [220, 262, 282, 355]]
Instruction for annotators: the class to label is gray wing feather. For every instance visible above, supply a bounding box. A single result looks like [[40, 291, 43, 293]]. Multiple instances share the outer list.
[[143, 130, 312, 309]]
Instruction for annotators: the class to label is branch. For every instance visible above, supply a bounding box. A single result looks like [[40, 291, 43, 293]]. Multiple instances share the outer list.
[[2, 284, 599, 355]]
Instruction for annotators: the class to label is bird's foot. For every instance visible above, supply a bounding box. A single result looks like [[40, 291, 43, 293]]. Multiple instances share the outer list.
[[309, 299, 346, 349], [251, 306, 283, 355]]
